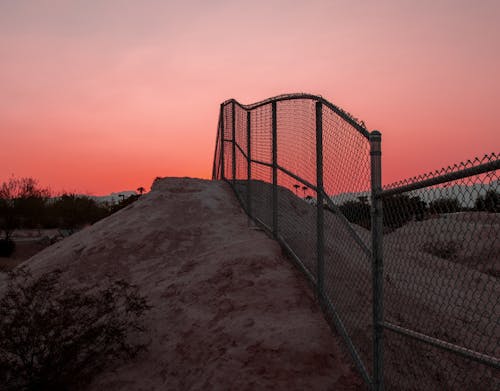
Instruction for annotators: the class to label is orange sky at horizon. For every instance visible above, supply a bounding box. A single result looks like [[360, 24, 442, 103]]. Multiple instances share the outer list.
[[1, 0, 499, 195]]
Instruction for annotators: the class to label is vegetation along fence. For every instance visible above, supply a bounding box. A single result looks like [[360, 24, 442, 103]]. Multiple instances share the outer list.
[[211, 93, 499, 390]]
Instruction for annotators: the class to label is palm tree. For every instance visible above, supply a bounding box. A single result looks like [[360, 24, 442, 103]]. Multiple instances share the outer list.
[[293, 184, 300, 196], [137, 186, 145, 195], [302, 186, 308, 198]]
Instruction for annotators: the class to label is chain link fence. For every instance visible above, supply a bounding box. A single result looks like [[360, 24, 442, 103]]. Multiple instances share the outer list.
[[212, 93, 499, 390], [380, 153, 499, 390]]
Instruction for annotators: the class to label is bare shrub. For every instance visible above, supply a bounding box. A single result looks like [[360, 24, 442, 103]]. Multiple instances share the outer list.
[[0, 268, 151, 390]]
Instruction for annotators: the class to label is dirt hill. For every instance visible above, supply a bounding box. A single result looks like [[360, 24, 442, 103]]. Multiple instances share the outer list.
[[0, 178, 363, 390]]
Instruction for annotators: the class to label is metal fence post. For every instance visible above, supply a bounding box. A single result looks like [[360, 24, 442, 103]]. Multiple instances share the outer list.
[[370, 130, 384, 391], [247, 110, 252, 217], [212, 122, 219, 179], [272, 101, 278, 237], [315, 101, 325, 300], [220, 103, 225, 180], [232, 102, 236, 184]]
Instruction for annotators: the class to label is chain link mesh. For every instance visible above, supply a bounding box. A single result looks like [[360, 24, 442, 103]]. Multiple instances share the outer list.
[[381, 153, 499, 390], [322, 104, 374, 378], [221, 103, 233, 182], [213, 94, 499, 390], [275, 99, 318, 277], [215, 95, 374, 386], [276, 169, 319, 277]]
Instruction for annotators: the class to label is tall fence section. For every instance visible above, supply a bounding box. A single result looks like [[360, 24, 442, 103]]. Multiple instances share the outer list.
[[212, 93, 499, 390]]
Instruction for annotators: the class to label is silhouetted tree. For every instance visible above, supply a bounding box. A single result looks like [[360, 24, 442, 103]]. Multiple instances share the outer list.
[[50, 194, 109, 231], [383, 195, 427, 229], [412, 196, 427, 221], [0, 177, 50, 241], [137, 186, 146, 195], [337, 199, 371, 229], [301, 186, 308, 198], [475, 190, 499, 212], [429, 197, 461, 214], [293, 184, 300, 196]]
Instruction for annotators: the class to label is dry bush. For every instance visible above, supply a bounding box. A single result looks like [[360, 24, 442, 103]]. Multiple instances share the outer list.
[[0, 268, 151, 390]]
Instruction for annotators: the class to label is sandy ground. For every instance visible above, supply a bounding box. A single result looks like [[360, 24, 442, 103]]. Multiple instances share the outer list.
[[235, 180, 499, 390], [0, 178, 364, 390]]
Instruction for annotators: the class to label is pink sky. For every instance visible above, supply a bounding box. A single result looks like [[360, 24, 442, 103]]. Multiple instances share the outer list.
[[1, 0, 499, 195]]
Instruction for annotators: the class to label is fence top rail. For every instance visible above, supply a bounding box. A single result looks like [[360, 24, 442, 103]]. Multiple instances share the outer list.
[[381, 152, 499, 197], [221, 92, 370, 139]]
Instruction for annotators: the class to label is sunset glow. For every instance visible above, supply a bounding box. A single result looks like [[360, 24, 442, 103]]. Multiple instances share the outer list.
[[1, 0, 499, 194]]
